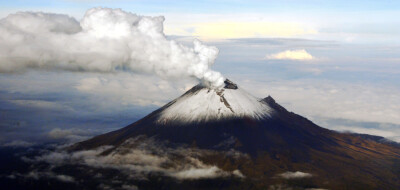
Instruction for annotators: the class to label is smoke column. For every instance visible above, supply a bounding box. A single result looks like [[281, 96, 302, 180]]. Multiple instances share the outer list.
[[0, 8, 224, 88]]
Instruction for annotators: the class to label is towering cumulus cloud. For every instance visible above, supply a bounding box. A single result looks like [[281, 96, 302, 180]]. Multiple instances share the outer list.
[[0, 8, 224, 88]]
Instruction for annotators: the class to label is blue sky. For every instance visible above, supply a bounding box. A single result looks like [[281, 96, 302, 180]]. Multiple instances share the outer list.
[[0, 1, 400, 146], [2, 0, 400, 12]]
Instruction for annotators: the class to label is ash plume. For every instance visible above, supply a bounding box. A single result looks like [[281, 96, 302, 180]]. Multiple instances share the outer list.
[[0, 7, 224, 88]]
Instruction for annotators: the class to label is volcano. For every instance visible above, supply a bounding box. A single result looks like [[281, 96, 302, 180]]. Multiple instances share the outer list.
[[72, 79, 400, 189]]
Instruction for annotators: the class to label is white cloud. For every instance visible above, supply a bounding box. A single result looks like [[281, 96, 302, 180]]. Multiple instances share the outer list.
[[278, 171, 312, 179], [54, 174, 76, 183], [47, 128, 94, 142], [265, 49, 314, 61], [0, 8, 224, 88], [173, 166, 226, 179], [48, 128, 80, 139]]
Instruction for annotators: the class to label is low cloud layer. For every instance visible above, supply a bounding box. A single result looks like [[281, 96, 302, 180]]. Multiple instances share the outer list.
[[265, 49, 314, 61], [26, 137, 244, 181], [0, 8, 224, 87]]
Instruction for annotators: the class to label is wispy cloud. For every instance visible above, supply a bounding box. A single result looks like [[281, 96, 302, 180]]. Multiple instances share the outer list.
[[9, 171, 76, 183], [1, 140, 35, 148]]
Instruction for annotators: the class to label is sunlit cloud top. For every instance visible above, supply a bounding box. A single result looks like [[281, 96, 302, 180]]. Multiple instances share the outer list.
[[265, 49, 314, 61], [165, 22, 317, 39]]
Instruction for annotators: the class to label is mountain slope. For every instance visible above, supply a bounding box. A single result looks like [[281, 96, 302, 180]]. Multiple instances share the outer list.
[[71, 79, 400, 189]]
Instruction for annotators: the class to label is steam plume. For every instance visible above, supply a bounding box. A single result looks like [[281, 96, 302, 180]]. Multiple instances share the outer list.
[[0, 8, 224, 88]]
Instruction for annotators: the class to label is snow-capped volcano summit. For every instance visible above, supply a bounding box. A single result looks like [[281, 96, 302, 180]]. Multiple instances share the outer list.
[[73, 79, 281, 151], [157, 79, 273, 124]]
